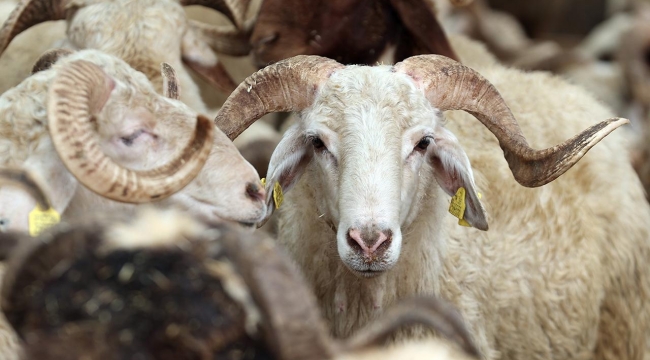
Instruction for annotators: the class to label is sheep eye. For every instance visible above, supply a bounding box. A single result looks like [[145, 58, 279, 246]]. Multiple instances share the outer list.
[[120, 130, 146, 146], [415, 137, 431, 151], [311, 137, 326, 151]]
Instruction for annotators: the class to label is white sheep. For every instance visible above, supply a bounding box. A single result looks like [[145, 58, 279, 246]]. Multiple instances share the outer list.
[[0, 49, 266, 235], [0, 0, 254, 112], [214, 35, 650, 360]]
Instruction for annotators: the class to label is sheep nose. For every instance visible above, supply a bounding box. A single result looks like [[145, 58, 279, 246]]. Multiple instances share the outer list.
[[347, 226, 392, 258], [245, 182, 266, 202]]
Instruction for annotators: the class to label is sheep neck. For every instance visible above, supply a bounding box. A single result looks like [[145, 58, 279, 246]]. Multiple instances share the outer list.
[[276, 172, 449, 339]]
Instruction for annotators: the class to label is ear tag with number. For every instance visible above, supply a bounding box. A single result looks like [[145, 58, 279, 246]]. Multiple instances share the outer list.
[[448, 187, 482, 227], [28, 206, 60, 236]]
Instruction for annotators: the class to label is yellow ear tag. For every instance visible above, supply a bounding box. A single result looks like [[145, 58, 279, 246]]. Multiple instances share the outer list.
[[28, 206, 60, 237], [261, 178, 284, 209], [449, 188, 483, 227], [448, 187, 467, 226], [273, 181, 284, 209]]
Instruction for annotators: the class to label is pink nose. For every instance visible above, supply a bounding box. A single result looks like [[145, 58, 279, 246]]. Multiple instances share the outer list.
[[347, 227, 393, 258]]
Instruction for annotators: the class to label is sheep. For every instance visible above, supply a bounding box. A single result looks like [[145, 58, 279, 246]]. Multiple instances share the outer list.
[[0, 193, 480, 360], [249, 0, 460, 68], [0, 0, 255, 113], [212, 34, 650, 360], [0, 0, 66, 96], [0, 48, 266, 235]]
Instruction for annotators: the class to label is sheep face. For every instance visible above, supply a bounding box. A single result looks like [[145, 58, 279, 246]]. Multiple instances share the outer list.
[[266, 66, 482, 276], [0, 51, 266, 233]]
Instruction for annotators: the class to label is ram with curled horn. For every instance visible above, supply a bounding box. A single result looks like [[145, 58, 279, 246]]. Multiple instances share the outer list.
[[213, 38, 650, 360], [0, 48, 267, 235], [0, 0, 253, 112]]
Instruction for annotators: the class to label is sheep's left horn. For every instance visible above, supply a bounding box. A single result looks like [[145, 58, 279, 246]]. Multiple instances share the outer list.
[[47, 60, 214, 203], [179, 0, 251, 29], [0, 167, 52, 210], [214, 55, 344, 140], [0, 0, 68, 56], [394, 55, 628, 187]]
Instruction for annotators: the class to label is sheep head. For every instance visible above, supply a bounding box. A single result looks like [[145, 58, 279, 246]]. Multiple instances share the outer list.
[[0, 0, 253, 94], [214, 55, 627, 276], [0, 50, 266, 233], [0, 204, 480, 359], [250, 0, 458, 67]]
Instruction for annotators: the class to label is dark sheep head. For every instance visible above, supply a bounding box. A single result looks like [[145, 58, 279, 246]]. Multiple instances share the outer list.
[[249, 0, 458, 67]]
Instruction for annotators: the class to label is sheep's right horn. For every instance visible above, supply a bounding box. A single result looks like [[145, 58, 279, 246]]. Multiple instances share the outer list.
[[0, 167, 51, 211], [394, 55, 629, 187], [47, 60, 214, 203], [341, 297, 480, 358], [0, 0, 68, 56], [214, 55, 345, 140]]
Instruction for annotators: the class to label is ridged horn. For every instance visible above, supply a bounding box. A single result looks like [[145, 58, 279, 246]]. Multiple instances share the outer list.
[[31, 48, 75, 74], [394, 55, 629, 187], [161, 62, 180, 100], [0, 167, 52, 210], [47, 60, 214, 203], [0, 0, 68, 56], [341, 297, 480, 358], [179, 0, 251, 29], [216, 226, 335, 360], [214, 55, 344, 140]]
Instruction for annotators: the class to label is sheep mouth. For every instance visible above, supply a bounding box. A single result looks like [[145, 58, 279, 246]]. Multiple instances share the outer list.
[[173, 194, 265, 225], [353, 269, 385, 278]]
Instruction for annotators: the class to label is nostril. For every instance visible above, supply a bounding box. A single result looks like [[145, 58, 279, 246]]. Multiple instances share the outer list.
[[347, 229, 365, 253], [373, 230, 393, 254], [245, 182, 265, 202]]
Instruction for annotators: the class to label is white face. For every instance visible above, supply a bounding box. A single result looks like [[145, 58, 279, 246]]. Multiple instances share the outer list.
[[264, 65, 486, 277], [0, 54, 266, 233]]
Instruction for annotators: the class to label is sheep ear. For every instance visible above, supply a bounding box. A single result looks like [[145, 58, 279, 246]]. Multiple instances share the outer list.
[[388, 0, 458, 61], [260, 124, 313, 223], [428, 126, 488, 231], [0, 158, 78, 233]]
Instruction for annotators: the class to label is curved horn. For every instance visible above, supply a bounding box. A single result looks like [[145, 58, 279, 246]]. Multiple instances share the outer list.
[[216, 226, 335, 360], [0, 167, 52, 210], [31, 48, 75, 74], [161, 62, 180, 100], [0, 0, 68, 56], [47, 60, 214, 203], [215, 55, 344, 140], [188, 20, 251, 56], [394, 55, 629, 187], [341, 297, 480, 358], [180, 0, 251, 29]]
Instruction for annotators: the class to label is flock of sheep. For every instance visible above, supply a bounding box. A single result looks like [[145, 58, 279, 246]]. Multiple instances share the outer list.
[[0, 0, 648, 359]]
